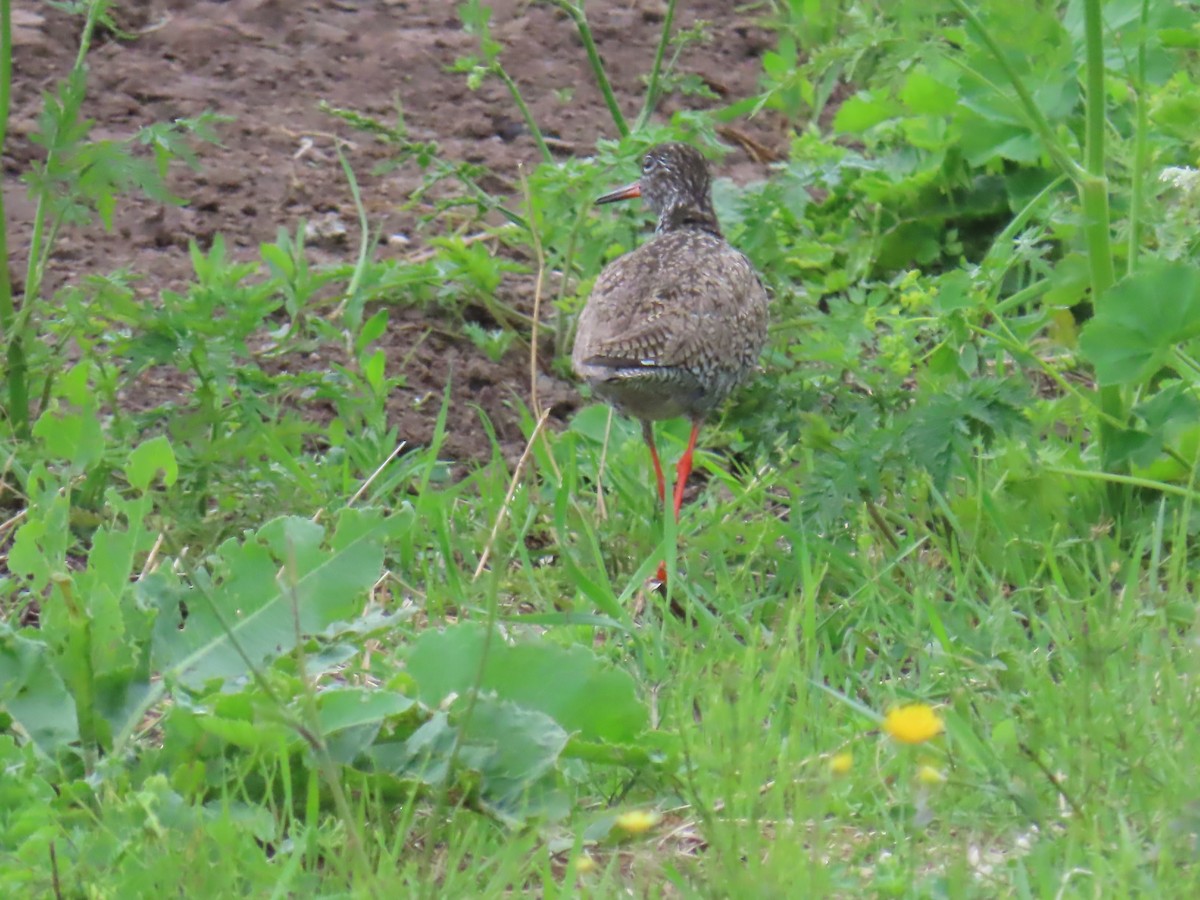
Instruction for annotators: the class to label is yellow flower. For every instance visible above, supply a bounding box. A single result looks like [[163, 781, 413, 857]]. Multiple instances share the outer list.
[[575, 855, 598, 875], [829, 752, 853, 776], [614, 810, 660, 836], [916, 764, 946, 785], [883, 704, 944, 744]]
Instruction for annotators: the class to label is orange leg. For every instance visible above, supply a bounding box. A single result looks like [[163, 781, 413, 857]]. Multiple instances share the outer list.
[[641, 419, 666, 505], [643, 420, 670, 584], [654, 420, 702, 586], [672, 420, 702, 521]]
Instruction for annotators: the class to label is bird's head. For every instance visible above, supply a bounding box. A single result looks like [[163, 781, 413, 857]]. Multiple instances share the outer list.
[[596, 142, 720, 235]]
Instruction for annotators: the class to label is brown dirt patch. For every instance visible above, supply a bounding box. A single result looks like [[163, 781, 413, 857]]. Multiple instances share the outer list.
[[6, 0, 782, 464]]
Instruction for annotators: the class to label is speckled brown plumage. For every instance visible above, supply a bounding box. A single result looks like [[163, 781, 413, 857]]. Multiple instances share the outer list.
[[572, 142, 769, 538], [573, 144, 768, 423]]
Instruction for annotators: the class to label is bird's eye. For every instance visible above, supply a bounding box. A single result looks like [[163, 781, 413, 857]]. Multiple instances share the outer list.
[[642, 156, 657, 174]]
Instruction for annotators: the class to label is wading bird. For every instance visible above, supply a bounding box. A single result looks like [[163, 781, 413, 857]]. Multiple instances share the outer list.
[[573, 142, 769, 582]]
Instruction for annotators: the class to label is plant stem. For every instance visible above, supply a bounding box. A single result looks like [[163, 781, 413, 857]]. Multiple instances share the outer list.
[[1043, 466, 1200, 503], [0, 0, 24, 438], [11, 1, 105, 438], [550, 202, 589, 358], [23, 1, 104, 309], [1127, 0, 1150, 275], [1080, 1, 1114, 296], [0, 0, 12, 336], [493, 65, 553, 163], [635, 0, 678, 132], [1079, 0, 1126, 484], [548, 1, 629, 137], [952, 0, 1127, 488], [333, 142, 373, 329]]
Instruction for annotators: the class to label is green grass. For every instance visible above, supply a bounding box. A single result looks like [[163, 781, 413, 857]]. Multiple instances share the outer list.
[[3, 0, 1200, 896], [8, 446, 1197, 896]]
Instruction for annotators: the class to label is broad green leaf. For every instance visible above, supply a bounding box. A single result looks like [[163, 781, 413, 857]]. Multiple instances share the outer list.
[[900, 70, 958, 116], [125, 436, 178, 492], [406, 623, 647, 744], [32, 402, 104, 469], [1044, 254, 1091, 309], [832, 93, 901, 133], [197, 713, 291, 751], [1137, 423, 1200, 482], [369, 711, 456, 786], [1134, 381, 1200, 432], [7, 471, 71, 591], [365, 698, 569, 825], [152, 510, 404, 691], [961, 120, 1042, 166], [315, 688, 416, 734], [1079, 262, 1200, 385], [1105, 427, 1163, 469], [458, 696, 568, 822], [568, 403, 624, 444], [0, 627, 79, 753]]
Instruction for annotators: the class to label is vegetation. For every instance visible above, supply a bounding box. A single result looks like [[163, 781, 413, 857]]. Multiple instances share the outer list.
[[3, 0, 1200, 895]]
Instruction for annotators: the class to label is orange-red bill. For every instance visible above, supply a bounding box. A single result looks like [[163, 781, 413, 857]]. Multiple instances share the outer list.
[[596, 181, 641, 205]]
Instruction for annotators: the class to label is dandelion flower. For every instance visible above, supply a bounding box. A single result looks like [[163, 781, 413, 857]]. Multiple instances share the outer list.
[[614, 810, 660, 836], [883, 704, 944, 744], [829, 752, 853, 776]]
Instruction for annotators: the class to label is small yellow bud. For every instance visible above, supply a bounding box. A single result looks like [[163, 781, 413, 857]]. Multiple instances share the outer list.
[[916, 764, 946, 785], [829, 752, 853, 776], [883, 704, 944, 745], [614, 810, 660, 836], [575, 855, 598, 874]]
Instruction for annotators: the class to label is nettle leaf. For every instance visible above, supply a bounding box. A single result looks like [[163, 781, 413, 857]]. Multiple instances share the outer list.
[[152, 509, 408, 691], [405, 623, 648, 745], [1079, 262, 1200, 385], [904, 379, 1031, 487]]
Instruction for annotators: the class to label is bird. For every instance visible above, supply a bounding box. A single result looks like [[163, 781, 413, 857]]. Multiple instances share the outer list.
[[572, 142, 769, 580]]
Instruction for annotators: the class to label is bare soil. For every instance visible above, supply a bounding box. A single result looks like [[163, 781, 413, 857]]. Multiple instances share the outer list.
[[6, 0, 782, 463]]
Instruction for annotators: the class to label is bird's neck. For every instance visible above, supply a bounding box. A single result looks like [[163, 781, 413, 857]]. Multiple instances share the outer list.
[[656, 201, 722, 238]]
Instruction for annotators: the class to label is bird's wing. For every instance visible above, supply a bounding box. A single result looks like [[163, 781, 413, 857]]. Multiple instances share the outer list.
[[579, 303, 679, 370], [575, 236, 768, 372]]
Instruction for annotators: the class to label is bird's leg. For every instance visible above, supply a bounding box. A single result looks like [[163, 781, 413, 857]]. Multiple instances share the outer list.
[[672, 419, 703, 521], [641, 420, 671, 584], [655, 420, 702, 587], [641, 419, 667, 505]]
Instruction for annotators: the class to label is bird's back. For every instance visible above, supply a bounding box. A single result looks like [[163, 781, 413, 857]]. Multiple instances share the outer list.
[[573, 228, 768, 422]]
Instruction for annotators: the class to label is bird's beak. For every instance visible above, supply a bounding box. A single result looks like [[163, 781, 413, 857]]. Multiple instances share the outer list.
[[595, 181, 641, 205]]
